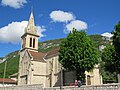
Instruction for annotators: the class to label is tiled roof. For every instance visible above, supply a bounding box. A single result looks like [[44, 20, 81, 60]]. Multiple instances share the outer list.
[[29, 51, 46, 62], [0, 78, 16, 84], [28, 47, 59, 61], [45, 47, 59, 59]]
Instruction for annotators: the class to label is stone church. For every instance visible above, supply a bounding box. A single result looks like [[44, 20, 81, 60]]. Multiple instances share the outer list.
[[18, 11, 103, 87]]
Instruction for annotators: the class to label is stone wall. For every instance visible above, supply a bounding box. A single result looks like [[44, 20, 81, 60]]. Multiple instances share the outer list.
[[0, 84, 43, 90], [1, 83, 120, 90], [44, 83, 120, 90]]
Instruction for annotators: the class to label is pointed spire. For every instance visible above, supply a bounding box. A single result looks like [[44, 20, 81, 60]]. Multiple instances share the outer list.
[[27, 11, 35, 30], [25, 8, 38, 35], [28, 6, 34, 26]]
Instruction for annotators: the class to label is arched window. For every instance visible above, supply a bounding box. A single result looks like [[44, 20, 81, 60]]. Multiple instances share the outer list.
[[30, 38, 32, 47], [87, 75, 91, 85], [33, 38, 35, 48]]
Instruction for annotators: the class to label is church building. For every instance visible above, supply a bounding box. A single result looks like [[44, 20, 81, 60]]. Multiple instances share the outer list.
[[18, 11, 102, 87]]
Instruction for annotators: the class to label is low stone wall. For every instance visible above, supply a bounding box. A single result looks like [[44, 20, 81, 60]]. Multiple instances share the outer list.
[[44, 83, 120, 90], [80, 83, 120, 90], [0, 84, 43, 90], [0, 83, 120, 90]]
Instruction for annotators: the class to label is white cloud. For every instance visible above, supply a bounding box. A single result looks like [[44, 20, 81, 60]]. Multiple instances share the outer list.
[[101, 32, 113, 38], [65, 20, 88, 33], [50, 10, 75, 22], [49, 10, 88, 34], [1, 0, 27, 9], [0, 21, 45, 44], [36, 25, 46, 38]]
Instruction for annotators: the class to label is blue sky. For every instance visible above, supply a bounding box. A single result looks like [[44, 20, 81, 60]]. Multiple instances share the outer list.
[[0, 0, 120, 57]]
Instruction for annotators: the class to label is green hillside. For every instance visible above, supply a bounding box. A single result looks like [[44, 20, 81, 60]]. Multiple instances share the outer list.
[[89, 34, 103, 48], [0, 35, 105, 78], [0, 57, 3, 59], [0, 52, 19, 78], [38, 38, 64, 52]]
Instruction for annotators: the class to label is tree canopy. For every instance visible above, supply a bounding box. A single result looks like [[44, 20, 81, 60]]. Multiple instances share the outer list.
[[101, 21, 120, 83], [112, 21, 120, 74], [59, 28, 99, 81], [101, 44, 116, 72], [101, 44, 118, 83]]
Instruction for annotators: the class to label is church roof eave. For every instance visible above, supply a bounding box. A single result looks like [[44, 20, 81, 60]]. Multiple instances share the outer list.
[[21, 32, 39, 38]]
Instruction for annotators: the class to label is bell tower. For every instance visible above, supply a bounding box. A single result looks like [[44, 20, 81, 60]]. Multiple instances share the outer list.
[[21, 11, 39, 52]]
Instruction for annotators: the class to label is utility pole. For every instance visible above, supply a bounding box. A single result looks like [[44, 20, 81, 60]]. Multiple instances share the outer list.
[[3, 61, 7, 86]]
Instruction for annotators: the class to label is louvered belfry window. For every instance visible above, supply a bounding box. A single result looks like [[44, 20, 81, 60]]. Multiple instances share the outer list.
[[30, 37, 32, 47], [33, 38, 35, 48]]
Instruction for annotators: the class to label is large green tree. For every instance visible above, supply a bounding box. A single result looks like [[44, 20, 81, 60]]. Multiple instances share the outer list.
[[101, 44, 118, 83], [59, 28, 99, 82], [101, 44, 116, 73], [102, 22, 120, 83], [113, 22, 120, 56], [112, 21, 120, 82]]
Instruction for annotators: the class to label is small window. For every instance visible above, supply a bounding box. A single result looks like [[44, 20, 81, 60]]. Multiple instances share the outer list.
[[87, 75, 91, 85], [30, 38, 32, 47], [33, 38, 35, 48]]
